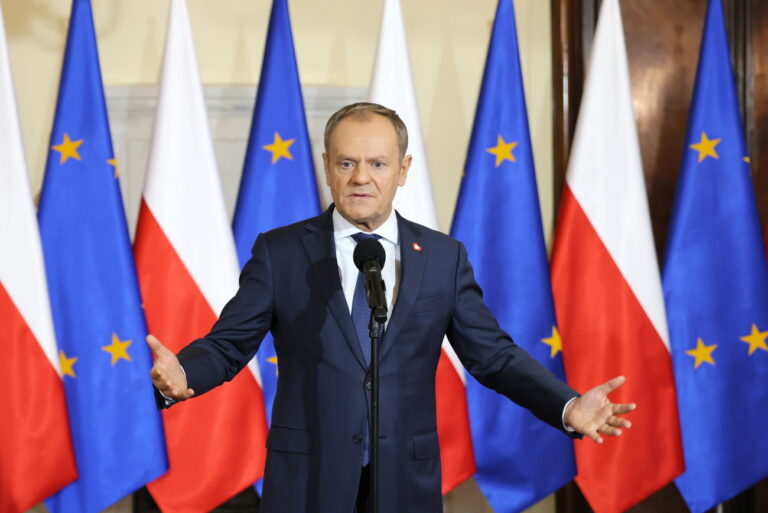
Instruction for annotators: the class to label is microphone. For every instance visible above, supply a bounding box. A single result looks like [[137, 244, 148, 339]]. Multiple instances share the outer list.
[[353, 237, 388, 323]]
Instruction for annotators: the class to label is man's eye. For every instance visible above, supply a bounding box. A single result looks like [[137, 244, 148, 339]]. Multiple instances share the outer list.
[[372, 162, 384, 169], [340, 161, 353, 169]]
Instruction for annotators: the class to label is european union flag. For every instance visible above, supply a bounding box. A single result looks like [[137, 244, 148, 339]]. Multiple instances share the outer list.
[[662, 1, 768, 511], [449, 1, 575, 511], [231, 0, 320, 492], [37, 1, 167, 511]]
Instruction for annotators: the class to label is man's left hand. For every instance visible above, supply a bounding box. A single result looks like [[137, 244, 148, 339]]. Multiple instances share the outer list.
[[564, 375, 635, 444]]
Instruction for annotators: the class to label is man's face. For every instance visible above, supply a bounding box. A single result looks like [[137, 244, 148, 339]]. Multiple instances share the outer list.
[[323, 113, 411, 231]]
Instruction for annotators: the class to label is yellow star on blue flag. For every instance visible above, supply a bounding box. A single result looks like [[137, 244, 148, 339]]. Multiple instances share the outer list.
[[263, 132, 295, 163], [102, 333, 132, 365], [59, 350, 77, 378], [486, 135, 518, 167], [51, 133, 83, 164], [541, 326, 563, 358], [685, 338, 717, 369], [739, 324, 768, 356], [689, 131, 720, 163]]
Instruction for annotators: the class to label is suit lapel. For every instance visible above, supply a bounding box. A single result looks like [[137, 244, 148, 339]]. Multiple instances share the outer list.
[[301, 208, 368, 371], [380, 214, 426, 362]]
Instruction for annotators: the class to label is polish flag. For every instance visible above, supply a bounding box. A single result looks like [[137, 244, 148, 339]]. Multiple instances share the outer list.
[[369, 0, 475, 493], [0, 4, 77, 510], [134, 1, 267, 511], [550, 1, 684, 512]]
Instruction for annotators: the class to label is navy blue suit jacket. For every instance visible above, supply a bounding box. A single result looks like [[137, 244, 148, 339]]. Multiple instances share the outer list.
[[172, 206, 578, 513]]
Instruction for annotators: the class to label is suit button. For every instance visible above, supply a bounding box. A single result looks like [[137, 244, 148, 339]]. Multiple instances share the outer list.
[[352, 434, 363, 444], [365, 381, 372, 390]]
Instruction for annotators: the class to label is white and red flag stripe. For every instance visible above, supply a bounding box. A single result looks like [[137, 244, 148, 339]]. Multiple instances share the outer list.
[[0, 4, 77, 510], [369, 0, 475, 493], [134, 1, 267, 511], [550, 1, 684, 512]]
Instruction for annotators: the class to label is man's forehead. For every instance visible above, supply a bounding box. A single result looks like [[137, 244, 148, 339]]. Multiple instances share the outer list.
[[328, 115, 398, 148]]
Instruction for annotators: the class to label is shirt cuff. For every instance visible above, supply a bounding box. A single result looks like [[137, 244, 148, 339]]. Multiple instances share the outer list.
[[562, 396, 577, 432]]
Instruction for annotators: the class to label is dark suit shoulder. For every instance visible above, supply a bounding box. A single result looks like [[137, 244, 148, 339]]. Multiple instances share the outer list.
[[396, 212, 463, 250], [247, 209, 331, 258], [264, 210, 328, 240]]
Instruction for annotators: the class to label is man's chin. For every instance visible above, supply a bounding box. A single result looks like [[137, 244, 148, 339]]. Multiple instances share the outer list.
[[336, 207, 379, 230], [338, 205, 371, 221]]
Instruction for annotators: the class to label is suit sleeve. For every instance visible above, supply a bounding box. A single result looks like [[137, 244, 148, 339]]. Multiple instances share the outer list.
[[446, 241, 580, 434], [173, 233, 276, 398]]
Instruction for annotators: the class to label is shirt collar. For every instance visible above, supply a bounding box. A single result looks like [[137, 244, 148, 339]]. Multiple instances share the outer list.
[[332, 206, 399, 246]]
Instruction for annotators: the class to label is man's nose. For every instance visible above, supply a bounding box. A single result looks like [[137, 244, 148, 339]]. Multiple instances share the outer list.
[[350, 164, 372, 184]]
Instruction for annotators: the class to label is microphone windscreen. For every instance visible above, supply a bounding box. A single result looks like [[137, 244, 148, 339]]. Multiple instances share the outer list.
[[353, 238, 386, 272]]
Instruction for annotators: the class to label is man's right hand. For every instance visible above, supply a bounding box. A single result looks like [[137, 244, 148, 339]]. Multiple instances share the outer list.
[[147, 334, 195, 401]]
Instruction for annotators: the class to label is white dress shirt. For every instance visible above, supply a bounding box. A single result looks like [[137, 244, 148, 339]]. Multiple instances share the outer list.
[[332, 208, 400, 323]]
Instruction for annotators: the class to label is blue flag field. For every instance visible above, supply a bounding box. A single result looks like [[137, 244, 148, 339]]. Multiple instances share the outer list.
[[231, 0, 321, 492], [449, 1, 575, 511], [37, 1, 167, 511], [662, 1, 768, 511]]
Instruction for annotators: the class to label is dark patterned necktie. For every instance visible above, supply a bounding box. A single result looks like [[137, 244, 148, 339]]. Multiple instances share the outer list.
[[350, 232, 383, 366], [350, 232, 384, 467]]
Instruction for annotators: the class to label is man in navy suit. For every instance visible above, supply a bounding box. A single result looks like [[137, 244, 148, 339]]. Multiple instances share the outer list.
[[148, 102, 635, 513]]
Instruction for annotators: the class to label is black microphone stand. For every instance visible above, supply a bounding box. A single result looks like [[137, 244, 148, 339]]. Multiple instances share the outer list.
[[353, 238, 388, 513], [367, 297, 387, 513]]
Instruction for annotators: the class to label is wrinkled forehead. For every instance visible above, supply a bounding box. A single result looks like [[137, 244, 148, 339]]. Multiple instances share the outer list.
[[326, 114, 400, 152]]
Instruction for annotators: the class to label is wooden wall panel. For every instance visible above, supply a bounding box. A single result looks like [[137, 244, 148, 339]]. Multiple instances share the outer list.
[[621, 0, 705, 255], [552, 0, 587, 211], [751, 0, 768, 227]]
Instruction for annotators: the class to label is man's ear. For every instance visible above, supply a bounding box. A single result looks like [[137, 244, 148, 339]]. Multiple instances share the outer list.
[[398, 155, 412, 187], [322, 152, 331, 186]]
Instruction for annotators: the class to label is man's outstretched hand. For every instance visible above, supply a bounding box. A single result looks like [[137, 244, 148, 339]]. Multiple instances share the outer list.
[[147, 334, 195, 402], [564, 375, 635, 444]]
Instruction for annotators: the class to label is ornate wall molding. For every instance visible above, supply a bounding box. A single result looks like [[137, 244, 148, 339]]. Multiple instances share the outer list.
[[105, 84, 365, 236]]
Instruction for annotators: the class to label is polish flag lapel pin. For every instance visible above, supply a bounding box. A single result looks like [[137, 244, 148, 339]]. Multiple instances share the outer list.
[[412, 242, 423, 252]]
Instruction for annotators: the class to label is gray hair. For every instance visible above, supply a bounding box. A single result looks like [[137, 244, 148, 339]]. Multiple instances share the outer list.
[[324, 102, 409, 159]]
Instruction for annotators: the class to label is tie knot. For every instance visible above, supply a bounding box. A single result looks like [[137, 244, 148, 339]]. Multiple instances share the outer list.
[[351, 232, 382, 244]]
